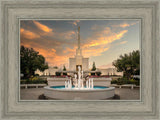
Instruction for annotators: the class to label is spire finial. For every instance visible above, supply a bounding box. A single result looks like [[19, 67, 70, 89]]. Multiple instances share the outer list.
[[78, 26, 80, 49]]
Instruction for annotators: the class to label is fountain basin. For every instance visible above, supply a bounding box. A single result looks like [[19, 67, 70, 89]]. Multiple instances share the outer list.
[[44, 86, 115, 100]]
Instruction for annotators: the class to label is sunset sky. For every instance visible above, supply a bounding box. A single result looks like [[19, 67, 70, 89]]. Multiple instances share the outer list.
[[20, 20, 140, 69]]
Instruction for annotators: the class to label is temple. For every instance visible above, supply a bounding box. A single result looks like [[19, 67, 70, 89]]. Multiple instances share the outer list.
[[69, 26, 89, 71], [35, 26, 123, 76]]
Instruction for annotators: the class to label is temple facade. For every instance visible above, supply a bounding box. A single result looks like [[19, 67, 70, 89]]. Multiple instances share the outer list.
[[69, 26, 89, 71]]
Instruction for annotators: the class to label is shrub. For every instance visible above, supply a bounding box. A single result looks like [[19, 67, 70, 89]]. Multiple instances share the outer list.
[[116, 77, 131, 85], [20, 80, 27, 84], [129, 79, 136, 84], [96, 72, 102, 76], [115, 77, 140, 85], [117, 78, 124, 85], [56, 72, 61, 76], [20, 78, 47, 84], [132, 78, 140, 86], [91, 73, 95, 76], [29, 76, 39, 81], [122, 77, 131, 84], [63, 73, 67, 75], [111, 80, 118, 84], [35, 74, 39, 76]]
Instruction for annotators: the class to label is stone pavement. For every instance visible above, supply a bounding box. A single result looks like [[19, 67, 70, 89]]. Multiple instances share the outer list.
[[20, 88, 140, 100]]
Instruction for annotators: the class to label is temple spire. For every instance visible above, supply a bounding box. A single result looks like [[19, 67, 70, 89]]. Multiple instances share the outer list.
[[78, 26, 80, 49], [76, 26, 82, 56]]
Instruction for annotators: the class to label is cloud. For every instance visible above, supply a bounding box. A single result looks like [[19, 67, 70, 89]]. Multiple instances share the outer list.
[[20, 25, 76, 68], [58, 31, 76, 40], [83, 46, 109, 57], [33, 21, 52, 33], [82, 27, 128, 49], [63, 47, 76, 55], [70, 20, 80, 26], [119, 23, 130, 28], [76, 26, 128, 59], [31, 47, 69, 67], [120, 41, 128, 44], [51, 49, 56, 53], [87, 30, 128, 47], [20, 28, 40, 39], [112, 22, 137, 28], [21, 20, 129, 68]]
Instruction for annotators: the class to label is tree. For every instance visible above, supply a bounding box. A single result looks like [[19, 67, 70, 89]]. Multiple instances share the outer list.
[[112, 50, 140, 79], [91, 62, 96, 75], [20, 46, 48, 78], [63, 65, 67, 75], [63, 65, 67, 71], [53, 66, 58, 69], [91, 62, 96, 71]]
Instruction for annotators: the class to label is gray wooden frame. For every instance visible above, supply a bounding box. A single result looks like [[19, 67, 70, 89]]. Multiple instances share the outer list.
[[0, 0, 159, 119]]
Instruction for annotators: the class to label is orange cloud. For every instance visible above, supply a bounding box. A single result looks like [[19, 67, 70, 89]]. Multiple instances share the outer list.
[[21, 42, 32, 48], [33, 48, 68, 67], [20, 28, 24, 32], [71, 20, 80, 26], [112, 22, 137, 28], [33, 21, 52, 33], [77, 28, 128, 58], [49, 30, 75, 40], [63, 31, 76, 40], [20, 27, 76, 67], [119, 23, 130, 28], [20, 21, 130, 68], [63, 47, 76, 55], [120, 41, 128, 44], [20, 28, 40, 39], [51, 49, 56, 53], [83, 29, 128, 48], [83, 47, 109, 57]]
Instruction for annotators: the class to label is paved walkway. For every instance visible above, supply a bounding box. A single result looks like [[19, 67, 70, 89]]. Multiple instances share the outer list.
[[20, 88, 140, 100]]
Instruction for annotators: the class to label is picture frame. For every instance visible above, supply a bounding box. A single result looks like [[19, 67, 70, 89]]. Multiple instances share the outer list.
[[0, 0, 159, 119]]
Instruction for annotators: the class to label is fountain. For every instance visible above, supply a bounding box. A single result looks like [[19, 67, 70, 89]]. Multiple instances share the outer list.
[[44, 66, 115, 100], [65, 66, 94, 89]]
